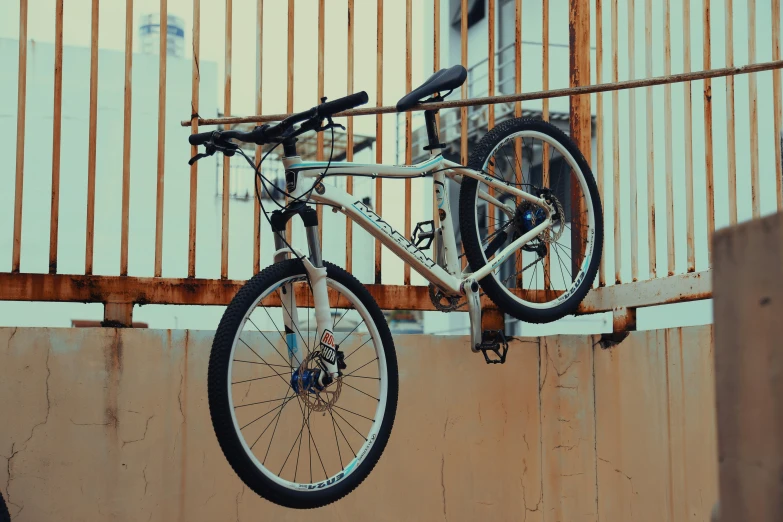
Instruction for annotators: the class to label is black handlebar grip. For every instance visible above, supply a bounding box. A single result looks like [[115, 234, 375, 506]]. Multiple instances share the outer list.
[[188, 131, 213, 146], [318, 91, 369, 118]]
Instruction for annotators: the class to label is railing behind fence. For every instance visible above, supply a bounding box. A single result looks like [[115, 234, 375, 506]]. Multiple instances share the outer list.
[[2, 0, 781, 329]]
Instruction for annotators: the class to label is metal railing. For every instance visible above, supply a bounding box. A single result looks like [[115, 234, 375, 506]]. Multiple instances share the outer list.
[[3, 0, 782, 330]]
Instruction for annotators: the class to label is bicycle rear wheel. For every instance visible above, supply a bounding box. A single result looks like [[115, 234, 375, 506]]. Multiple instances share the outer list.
[[459, 118, 603, 323], [208, 259, 398, 509]]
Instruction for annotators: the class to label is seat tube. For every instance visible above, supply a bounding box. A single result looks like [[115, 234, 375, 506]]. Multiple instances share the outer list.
[[433, 171, 460, 276]]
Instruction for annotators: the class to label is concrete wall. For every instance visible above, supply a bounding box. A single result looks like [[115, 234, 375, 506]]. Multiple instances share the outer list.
[[0, 326, 717, 521]]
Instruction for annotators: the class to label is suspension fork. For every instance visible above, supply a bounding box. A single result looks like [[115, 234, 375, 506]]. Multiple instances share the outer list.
[[302, 224, 340, 385]]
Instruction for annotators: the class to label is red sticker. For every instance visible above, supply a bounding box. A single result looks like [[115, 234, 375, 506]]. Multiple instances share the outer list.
[[320, 330, 335, 347]]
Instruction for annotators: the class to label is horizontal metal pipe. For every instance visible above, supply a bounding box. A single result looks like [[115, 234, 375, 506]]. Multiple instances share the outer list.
[[0, 270, 711, 315], [181, 59, 783, 126]]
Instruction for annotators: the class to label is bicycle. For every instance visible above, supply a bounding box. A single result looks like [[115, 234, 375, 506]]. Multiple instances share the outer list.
[[188, 64, 603, 509]]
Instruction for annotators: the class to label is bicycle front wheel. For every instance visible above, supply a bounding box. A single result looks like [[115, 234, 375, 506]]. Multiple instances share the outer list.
[[459, 118, 603, 323], [208, 259, 398, 509]]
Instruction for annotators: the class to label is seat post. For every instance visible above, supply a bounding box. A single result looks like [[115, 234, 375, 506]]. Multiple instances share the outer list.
[[423, 109, 443, 153]]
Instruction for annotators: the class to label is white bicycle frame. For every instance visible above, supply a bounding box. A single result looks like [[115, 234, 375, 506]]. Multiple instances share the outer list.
[[273, 152, 554, 381]]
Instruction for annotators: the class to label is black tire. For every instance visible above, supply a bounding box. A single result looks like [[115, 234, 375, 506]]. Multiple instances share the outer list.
[[459, 118, 604, 323], [208, 259, 398, 509], [0, 491, 9, 522]]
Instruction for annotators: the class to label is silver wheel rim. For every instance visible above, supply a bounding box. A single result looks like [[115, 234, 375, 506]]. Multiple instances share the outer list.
[[473, 129, 597, 310], [226, 274, 389, 491]]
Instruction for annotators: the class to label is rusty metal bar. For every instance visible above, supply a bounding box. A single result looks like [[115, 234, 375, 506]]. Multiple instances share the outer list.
[[120, 0, 133, 277], [404, 0, 412, 285], [183, 59, 783, 127], [645, 0, 656, 278], [487, 0, 495, 236], [188, 0, 200, 278], [748, 0, 760, 218], [461, 0, 468, 170], [253, 0, 262, 275], [434, 0, 440, 137], [0, 270, 711, 315], [346, 0, 354, 273], [286, 0, 294, 242], [612, 0, 621, 284], [683, 0, 695, 273], [725, 0, 737, 225], [221, 0, 232, 280], [596, 0, 605, 286], [253, 0, 264, 274], [664, 0, 675, 275], [12, 0, 28, 274], [375, 0, 383, 284], [154, 0, 167, 278], [514, 0, 522, 286], [49, 0, 64, 275], [543, 0, 551, 288], [628, 0, 638, 281], [316, 0, 325, 245], [775, 0, 783, 210], [703, 0, 715, 257], [569, 0, 590, 279], [85, 0, 99, 275]]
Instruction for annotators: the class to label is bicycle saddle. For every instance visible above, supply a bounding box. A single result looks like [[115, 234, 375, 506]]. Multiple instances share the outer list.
[[396, 64, 467, 112]]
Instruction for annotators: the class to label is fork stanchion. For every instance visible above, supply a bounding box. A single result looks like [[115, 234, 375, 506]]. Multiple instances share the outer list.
[[253, 0, 263, 275], [374, 0, 383, 285]]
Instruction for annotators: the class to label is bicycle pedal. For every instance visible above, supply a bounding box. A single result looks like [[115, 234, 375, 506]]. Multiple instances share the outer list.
[[411, 220, 435, 250], [477, 330, 508, 364]]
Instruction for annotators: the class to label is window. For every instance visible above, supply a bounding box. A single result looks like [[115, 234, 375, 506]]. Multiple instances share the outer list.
[[450, 0, 485, 30]]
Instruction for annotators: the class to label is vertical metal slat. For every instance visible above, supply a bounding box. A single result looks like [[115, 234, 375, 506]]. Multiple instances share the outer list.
[[404, 0, 412, 285], [645, 0, 656, 278], [154, 0, 167, 277], [120, 0, 133, 276], [253, 0, 262, 275], [703, 0, 715, 258], [683, 0, 696, 272], [49, 0, 64, 274], [188, 0, 200, 278], [375, 0, 383, 284], [748, 0, 760, 218], [725, 0, 738, 225], [221, 0, 232, 279], [346, 0, 354, 273], [85, 0, 99, 275]]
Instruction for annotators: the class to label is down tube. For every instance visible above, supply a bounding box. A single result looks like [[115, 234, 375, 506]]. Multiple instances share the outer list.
[[312, 183, 461, 295]]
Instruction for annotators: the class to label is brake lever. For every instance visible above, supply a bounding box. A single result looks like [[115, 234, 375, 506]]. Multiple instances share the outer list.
[[188, 137, 238, 165], [316, 116, 345, 133]]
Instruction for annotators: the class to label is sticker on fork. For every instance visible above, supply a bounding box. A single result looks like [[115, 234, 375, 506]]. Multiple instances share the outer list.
[[320, 329, 337, 365]]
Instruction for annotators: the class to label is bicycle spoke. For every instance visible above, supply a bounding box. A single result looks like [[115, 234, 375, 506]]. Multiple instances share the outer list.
[[279, 409, 308, 476], [341, 380, 379, 401], [332, 404, 376, 423], [343, 374, 381, 381], [232, 374, 282, 385], [332, 408, 368, 441], [238, 338, 292, 388], [233, 359, 291, 369], [240, 397, 295, 430], [344, 357, 378, 377], [337, 319, 366, 347], [246, 395, 295, 440], [343, 336, 373, 362], [329, 407, 344, 470], [247, 317, 299, 367], [328, 406, 357, 457]]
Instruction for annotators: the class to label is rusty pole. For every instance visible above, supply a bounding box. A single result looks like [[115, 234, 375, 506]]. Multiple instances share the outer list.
[[569, 0, 591, 279]]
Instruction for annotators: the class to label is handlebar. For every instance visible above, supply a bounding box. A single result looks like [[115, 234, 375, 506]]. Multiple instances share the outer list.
[[188, 91, 369, 147]]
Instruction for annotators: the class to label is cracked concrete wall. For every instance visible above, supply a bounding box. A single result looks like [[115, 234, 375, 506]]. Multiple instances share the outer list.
[[0, 326, 717, 521]]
